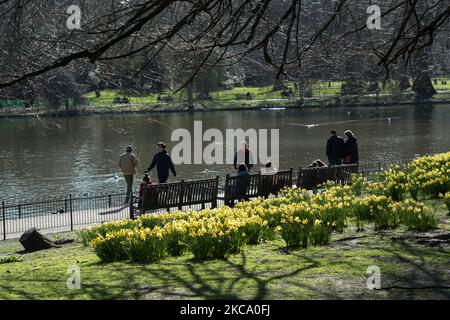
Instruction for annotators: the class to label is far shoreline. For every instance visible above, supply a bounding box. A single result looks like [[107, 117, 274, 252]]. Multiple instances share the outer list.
[[1, 97, 450, 120]]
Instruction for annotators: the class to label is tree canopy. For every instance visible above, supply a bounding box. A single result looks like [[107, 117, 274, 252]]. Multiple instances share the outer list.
[[0, 0, 448, 96]]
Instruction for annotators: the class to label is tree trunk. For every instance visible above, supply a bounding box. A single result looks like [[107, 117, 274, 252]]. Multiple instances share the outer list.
[[412, 73, 437, 100], [187, 79, 194, 110], [19, 228, 59, 252], [399, 76, 411, 92], [273, 77, 284, 91]]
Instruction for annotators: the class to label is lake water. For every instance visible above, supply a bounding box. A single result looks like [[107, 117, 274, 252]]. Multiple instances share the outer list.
[[1, 105, 449, 202]]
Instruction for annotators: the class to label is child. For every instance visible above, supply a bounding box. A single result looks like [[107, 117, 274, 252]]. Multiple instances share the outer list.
[[138, 172, 154, 208], [139, 172, 153, 195]]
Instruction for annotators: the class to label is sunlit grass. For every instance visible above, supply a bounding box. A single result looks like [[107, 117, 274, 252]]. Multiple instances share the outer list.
[[83, 77, 450, 107], [1, 77, 449, 110], [0, 200, 448, 300], [433, 76, 450, 91]]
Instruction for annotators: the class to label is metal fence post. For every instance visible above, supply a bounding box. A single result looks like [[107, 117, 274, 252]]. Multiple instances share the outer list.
[[18, 204, 21, 219], [178, 180, 185, 211], [129, 194, 135, 220], [108, 194, 112, 208], [2, 201, 6, 240], [69, 194, 73, 231]]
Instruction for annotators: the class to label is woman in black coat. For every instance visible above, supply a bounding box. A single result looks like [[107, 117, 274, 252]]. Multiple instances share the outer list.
[[343, 130, 359, 164]]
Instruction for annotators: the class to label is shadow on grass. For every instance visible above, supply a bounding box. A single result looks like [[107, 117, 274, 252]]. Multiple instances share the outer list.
[[70, 250, 322, 300], [222, 252, 319, 300], [2, 233, 448, 299], [379, 237, 450, 299]]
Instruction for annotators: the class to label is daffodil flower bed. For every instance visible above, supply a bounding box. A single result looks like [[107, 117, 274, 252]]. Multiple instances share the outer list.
[[78, 152, 449, 263], [354, 152, 450, 201], [407, 152, 450, 198], [440, 192, 450, 215], [89, 227, 167, 262]]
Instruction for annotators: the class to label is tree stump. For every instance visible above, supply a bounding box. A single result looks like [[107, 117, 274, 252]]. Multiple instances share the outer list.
[[19, 228, 59, 252]]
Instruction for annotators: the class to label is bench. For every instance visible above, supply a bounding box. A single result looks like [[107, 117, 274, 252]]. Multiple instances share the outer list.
[[157, 96, 173, 103], [296, 164, 358, 190], [113, 97, 129, 104], [235, 93, 253, 100], [223, 169, 293, 206], [132, 177, 219, 216]]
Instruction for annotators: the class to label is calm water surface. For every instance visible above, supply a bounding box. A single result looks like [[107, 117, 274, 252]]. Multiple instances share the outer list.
[[1, 105, 449, 202]]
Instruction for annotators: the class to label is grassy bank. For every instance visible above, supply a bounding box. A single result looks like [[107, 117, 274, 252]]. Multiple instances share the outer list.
[[0, 201, 448, 300], [2, 92, 450, 119], [1, 78, 450, 118], [83, 78, 450, 106]]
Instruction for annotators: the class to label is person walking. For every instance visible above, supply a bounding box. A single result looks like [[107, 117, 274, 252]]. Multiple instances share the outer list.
[[326, 129, 345, 166], [233, 141, 255, 172], [119, 145, 139, 204], [147, 142, 177, 183], [343, 130, 359, 164]]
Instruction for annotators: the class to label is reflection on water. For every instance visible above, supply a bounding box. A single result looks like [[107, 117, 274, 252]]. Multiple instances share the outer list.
[[1, 105, 450, 202]]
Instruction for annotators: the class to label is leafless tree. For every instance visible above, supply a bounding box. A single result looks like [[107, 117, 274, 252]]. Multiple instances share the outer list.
[[0, 0, 448, 93]]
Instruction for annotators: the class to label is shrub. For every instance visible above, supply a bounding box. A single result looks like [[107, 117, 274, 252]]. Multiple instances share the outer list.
[[384, 167, 408, 201], [78, 219, 137, 246], [393, 200, 437, 231], [163, 220, 189, 256], [280, 218, 311, 248], [125, 228, 167, 262], [407, 173, 420, 200], [373, 203, 401, 230], [350, 174, 367, 196], [236, 213, 268, 245], [309, 188, 353, 232], [89, 227, 167, 262], [138, 210, 194, 229], [185, 218, 247, 260], [309, 220, 333, 246], [407, 153, 450, 198], [279, 203, 312, 248], [89, 229, 133, 262], [351, 195, 393, 230]]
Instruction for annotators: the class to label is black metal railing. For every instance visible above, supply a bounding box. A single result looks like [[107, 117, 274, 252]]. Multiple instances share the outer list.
[[0, 156, 427, 240], [358, 158, 414, 176], [0, 192, 134, 240]]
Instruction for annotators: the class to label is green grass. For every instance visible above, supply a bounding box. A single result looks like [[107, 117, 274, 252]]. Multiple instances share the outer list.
[[1, 78, 449, 113], [0, 200, 448, 300], [84, 90, 175, 106], [83, 77, 450, 107], [433, 77, 450, 91], [310, 81, 344, 96]]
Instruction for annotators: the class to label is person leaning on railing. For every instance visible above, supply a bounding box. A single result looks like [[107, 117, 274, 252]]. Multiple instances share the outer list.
[[343, 130, 359, 165], [326, 129, 345, 166]]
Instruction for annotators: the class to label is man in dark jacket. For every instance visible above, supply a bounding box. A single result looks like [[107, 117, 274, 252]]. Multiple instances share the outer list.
[[147, 142, 177, 183], [326, 130, 345, 166]]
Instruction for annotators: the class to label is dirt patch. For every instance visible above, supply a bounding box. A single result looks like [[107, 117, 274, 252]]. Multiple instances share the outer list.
[[391, 233, 450, 247]]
